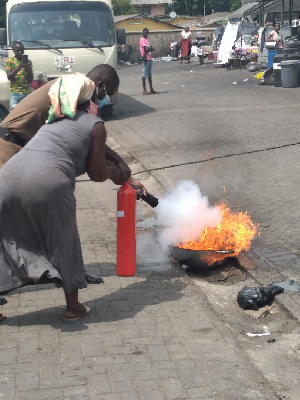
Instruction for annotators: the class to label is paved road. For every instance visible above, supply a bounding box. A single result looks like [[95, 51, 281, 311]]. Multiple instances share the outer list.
[[111, 60, 300, 277], [0, 60, 299, 400]]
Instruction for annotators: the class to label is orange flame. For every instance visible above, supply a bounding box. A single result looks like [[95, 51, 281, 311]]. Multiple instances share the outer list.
[[177, 203, 258, 263]]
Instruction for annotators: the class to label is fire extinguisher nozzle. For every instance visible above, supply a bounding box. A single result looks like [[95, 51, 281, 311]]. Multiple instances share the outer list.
[[141, 193, 159, 208], [131, 184, 159, 208]]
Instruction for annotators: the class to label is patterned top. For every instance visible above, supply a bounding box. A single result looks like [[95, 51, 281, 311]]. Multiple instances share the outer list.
[[4, 57, 32, 94]]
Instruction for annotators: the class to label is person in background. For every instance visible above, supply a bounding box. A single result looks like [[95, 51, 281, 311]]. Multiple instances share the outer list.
[[30, 73, 48, 90], [267, 22, 284, 49], [180, 26, 192, 64], [0, 74, 146, 323], [139, 28, 157, 95], [5, 40, 33, 110], [297, 25, 300, 41], [0, 297, 7, 321], [170, 41, 180, 60]]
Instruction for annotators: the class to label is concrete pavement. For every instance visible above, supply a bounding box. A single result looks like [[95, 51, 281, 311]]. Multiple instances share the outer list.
[[0, 61, 299, 400]]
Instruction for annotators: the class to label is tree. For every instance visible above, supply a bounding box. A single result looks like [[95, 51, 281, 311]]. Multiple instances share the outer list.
[[0, 0, 6, 28], [169, 0, 232, 17], [112, 0, 136, 16], [230, 0, 242, 12]]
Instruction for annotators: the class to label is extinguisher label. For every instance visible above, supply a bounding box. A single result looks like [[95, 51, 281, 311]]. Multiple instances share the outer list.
[[117, 210, 125, 217]]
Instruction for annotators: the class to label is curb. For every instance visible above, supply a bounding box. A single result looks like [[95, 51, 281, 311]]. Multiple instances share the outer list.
[[106, 129, 300, 324]]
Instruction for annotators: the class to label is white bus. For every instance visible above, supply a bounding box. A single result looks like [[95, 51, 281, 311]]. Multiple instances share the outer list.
[[0, 0, 125, 120]]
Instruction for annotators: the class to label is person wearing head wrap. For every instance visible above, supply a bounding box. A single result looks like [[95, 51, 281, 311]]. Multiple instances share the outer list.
[[46, 73, 96, 123], [0, 65, 144, 195], [0, 73, 146, 323]]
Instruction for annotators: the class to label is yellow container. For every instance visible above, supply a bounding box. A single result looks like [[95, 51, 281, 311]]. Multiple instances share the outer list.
[[255, 72, 264, 80]]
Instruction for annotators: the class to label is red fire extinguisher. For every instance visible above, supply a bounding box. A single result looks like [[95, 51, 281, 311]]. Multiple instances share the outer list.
[[116, 180, 136, 276]]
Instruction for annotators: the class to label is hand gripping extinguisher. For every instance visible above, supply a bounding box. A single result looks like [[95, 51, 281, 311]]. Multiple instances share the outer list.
[[116, 180, 136, 276]]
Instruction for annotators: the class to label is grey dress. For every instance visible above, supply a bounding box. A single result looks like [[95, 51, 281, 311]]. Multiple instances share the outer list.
[[0, 111, 102, 295]]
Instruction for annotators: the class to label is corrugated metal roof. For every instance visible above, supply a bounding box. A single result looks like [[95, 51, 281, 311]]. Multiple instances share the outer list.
[[230, 2, 260, 19], [250, 0, 300, 13], [202, 12, 231, 24], [114, 14, 179, 30], [113, 14, 141, 23], [174, 19, 200, 28]]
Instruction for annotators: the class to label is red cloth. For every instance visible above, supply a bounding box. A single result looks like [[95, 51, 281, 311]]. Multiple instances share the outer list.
[[181, 39, 191, 59]]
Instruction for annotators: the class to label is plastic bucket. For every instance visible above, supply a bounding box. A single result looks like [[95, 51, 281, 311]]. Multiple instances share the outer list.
[[280, 60, 300, 88], [268, 50, 277, 68]]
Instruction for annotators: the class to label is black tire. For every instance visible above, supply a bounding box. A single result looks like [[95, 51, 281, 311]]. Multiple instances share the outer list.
[[116, 28, 126, 45], [195, 35, 206, 41]]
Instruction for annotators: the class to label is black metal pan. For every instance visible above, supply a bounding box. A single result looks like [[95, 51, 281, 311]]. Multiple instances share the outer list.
[[169, 245, 234, 269]]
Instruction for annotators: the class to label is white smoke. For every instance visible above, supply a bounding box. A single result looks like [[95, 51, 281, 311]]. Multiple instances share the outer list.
[[155, 180, 222, 250]]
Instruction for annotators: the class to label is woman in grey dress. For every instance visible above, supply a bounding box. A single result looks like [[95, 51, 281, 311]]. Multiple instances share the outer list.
[[0, 74, 142, 322]]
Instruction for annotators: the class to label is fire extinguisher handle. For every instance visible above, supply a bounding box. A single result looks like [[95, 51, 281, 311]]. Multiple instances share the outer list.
[[130, 184, 159, 208]]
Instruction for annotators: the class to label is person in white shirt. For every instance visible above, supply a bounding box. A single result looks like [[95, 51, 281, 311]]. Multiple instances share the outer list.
[[180, 26, 192, 63]]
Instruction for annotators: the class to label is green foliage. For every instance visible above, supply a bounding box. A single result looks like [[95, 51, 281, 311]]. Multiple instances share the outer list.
[[169, 0, 232, 17], [230, 0, 242, 12], [0, 0, 7, 28], [112, 0, 136, 16]]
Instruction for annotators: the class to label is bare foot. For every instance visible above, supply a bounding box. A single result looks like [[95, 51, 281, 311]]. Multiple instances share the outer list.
[[142, 90, 150, 95], [63, 303, 90, 322], [0, 313, 6, 322]]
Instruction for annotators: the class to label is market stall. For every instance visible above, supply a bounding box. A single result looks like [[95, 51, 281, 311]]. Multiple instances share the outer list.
[[216, 20, 259, 67]]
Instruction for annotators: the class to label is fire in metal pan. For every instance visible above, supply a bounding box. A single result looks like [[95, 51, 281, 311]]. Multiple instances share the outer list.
[[169, 246, 235, 269]]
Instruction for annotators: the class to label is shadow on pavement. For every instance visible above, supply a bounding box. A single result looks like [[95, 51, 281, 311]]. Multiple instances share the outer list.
[[1, 275, 185, 331], [1, 263, 108, 295], [112, 93, 156, 120]]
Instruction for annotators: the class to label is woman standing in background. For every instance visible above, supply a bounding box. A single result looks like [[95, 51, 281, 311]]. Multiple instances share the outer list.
[[267, 22, 284, 49], [180, 26, 192, 64]]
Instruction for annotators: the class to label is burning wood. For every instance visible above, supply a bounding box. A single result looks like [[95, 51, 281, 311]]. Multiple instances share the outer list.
[[177, 203, 258, 264]]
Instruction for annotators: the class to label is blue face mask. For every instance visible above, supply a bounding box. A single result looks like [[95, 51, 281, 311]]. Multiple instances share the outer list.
[[98, 95, 110, 108], [98, 83, 110, 108]]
